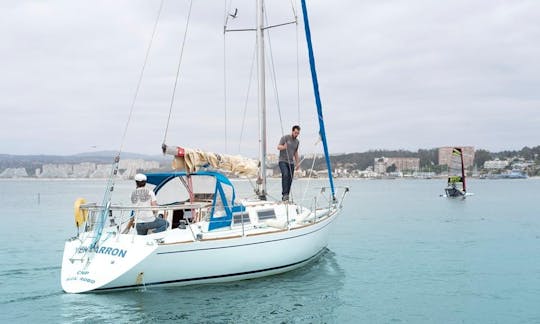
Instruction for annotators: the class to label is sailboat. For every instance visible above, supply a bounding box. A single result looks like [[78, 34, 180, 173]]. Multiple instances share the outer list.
[[443, 147, 473, 198], [61, 1, 348, 293]]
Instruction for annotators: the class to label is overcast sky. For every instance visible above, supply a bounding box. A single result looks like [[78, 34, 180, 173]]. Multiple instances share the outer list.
[[1, 0, 539, 157]]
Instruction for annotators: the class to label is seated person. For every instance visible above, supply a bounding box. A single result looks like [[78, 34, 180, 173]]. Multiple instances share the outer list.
[[130, 173, 169, 235]]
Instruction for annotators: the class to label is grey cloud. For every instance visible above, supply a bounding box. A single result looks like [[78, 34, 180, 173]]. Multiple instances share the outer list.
[[1, 0, 538, 156]]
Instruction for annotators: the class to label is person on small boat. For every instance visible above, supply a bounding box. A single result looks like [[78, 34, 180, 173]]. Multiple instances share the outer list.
[[129, 173, 169, 235], [277, 125, 301, 201]]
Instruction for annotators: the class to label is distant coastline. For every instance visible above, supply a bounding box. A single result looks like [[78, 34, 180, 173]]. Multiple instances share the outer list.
[[1, 145, 539, 179]]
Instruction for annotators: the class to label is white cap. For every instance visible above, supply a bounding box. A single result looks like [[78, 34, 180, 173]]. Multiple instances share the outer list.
[[134, 173, 147, 182]]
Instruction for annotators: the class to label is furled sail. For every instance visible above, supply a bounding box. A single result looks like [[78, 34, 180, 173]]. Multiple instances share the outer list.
[[162, 144, 259, 177]]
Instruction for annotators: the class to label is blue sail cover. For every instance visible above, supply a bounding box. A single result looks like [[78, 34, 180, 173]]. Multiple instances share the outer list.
[[146, 171, 242, 230], [301, 0, 336, 199]]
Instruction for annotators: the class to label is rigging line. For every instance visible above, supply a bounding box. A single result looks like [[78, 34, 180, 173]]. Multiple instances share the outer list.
[[223, 0, 233, 153], [289, 0, 298, 24], [238, 43, 257, 153], [246, 177, 258, 195], [263, 5, 285, 137], [223, 21, 228, 153], [91, 1, 165, 249], [300, 150, 319, 204], [265, 4, 303, 169], [119, 0, 165, 154], [223, 0, 232, 28], [293, 1, 300, 124], [162, 0, 194, 145]]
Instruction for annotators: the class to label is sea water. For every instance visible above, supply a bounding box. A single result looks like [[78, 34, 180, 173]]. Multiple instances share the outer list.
[[0, 178, 539, 323]]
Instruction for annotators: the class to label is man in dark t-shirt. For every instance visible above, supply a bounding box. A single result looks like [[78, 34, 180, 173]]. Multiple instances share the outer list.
[[277, 125, 300, 201]]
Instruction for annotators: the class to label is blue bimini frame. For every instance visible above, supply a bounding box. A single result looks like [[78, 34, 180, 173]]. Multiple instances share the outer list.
[[146, 171, 244, 231]]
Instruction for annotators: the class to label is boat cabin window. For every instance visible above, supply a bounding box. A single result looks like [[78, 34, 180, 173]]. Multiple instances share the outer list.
[[233, 212, 250, 225], [257, 209, 276, 221]]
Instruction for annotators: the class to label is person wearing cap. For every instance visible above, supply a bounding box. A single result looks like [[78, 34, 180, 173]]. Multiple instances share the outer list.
[[129, 173, 169, 235]]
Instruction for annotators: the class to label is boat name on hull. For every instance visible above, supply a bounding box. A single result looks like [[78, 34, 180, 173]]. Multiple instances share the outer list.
[[76, 246, 128, 258]]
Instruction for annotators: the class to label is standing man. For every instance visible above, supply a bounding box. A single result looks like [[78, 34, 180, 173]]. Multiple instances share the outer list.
[[130, 173, 168, 235], [277, 125, 301, 201]]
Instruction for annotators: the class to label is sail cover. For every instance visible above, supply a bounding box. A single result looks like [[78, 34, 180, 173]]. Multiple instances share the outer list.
[[301, 0, 335, 199], [162, 144, 259, 177]]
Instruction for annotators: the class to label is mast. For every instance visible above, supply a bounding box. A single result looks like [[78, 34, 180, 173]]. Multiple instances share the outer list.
[[256, 0, 267, 199], [459, 148, 466, 192]]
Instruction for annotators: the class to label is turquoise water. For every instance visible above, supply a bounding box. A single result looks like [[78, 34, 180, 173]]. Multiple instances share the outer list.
[[1, 178, 539, 323]]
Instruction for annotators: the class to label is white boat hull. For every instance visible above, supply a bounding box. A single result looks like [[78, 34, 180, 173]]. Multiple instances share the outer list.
[[441, 192, 474, 198], [61, 210, 337, 293]]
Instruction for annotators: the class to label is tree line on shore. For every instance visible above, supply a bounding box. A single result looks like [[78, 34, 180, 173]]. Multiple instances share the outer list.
[[1, 146, 539, 175], [302, 146, 540, 173]]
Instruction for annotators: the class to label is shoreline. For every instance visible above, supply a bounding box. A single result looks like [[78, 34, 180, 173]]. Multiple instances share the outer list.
[[2, 176, 539, 181]]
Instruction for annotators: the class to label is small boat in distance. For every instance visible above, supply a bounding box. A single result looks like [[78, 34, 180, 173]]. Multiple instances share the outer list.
[[486, 169, 528, 179], [443, 147, 473, 198]]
